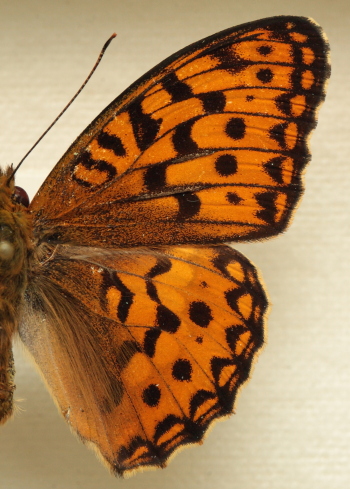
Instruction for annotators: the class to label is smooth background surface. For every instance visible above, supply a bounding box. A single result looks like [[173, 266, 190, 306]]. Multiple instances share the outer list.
[[0, 1, 348, 488]]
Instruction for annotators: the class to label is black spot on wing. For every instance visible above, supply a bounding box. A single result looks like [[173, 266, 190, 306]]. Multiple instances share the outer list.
[[225, 287, 245, 314], [226, 191, 242, 204], [117, 436, 154, 467], [172, 119, 199, 156], [256, 68, 274, 83], [210, 245, 240, 280], [145, 257, 172, 303], [72, 150, 117, 188], [215, 153, 238, 176], [210, 357, 239, 411], [211, 356, 236, 389], [156, 304, 181, 333], [189, 389, 217, 419], [97, 131, 126, 156], [214, 45, 251, 74], [100, 270, 134, 323], [198, 91, 226, 113], [225, 117, 246, 140], [162, 72, 193, 102], [267, 20, 290, 41], [275, 92, 294, 116], [144, 162, 168, 192], [128, 101, 161, 152], [142, 384, 161, 407], [269, 122, 289, 149], [143, 329, 162, 358], [257, 44, 273, 56], [174, 192, 201, 220], [189, 301, 213, 327], [145, 258, 171, 304], [147, 258, 172, 279], [263, 156, 285, 184], [172, 359, 192, 381], [153, 415, 182, 444], [154, 415, 203, 446], [255, 191, 278, 225], [225, 325, 246, 353]]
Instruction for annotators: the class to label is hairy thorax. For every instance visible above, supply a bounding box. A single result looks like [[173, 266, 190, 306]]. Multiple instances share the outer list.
[[0, 168, 32, 423]]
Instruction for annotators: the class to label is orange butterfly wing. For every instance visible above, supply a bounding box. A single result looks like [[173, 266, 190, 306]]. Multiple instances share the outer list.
[[18, 16, 329, 475], [20, 244, 266, 474], [30, 16, 329, 247]]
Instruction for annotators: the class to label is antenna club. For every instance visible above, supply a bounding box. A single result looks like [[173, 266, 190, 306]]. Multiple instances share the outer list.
[[102, 33, 117, 52]]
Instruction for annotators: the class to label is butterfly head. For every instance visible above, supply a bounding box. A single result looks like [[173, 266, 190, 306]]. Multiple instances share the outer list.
[[0, 167, 31, 280]]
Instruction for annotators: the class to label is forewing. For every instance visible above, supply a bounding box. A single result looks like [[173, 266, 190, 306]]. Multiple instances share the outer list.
[[19, 244, 266, 475], [30, 16, 329, 247]]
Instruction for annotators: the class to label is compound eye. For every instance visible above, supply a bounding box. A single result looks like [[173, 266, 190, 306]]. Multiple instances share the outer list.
[[0, 241, 14, 260], [13, 186, 30, 207]]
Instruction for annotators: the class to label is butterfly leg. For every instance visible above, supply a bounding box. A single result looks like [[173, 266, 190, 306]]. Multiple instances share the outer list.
[[0, 337, 15, 424]]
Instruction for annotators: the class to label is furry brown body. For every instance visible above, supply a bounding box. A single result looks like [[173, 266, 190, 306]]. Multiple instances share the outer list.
[[0, 169, 31, 423]]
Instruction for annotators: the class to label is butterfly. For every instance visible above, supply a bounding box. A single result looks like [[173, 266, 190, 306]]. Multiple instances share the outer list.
[[0, 16, 329, 476]]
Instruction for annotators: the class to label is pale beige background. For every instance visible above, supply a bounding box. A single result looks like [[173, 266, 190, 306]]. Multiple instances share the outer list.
[[0, 0, 348, 488]]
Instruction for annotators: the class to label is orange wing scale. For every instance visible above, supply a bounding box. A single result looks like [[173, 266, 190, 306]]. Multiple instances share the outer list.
[[30, 16, 329, 248], [20, 244, 266, 474], [16, 16, 329, 476]]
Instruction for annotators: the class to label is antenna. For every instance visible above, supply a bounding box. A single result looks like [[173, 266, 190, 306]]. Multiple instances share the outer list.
[[7, 33, 117, 184]]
